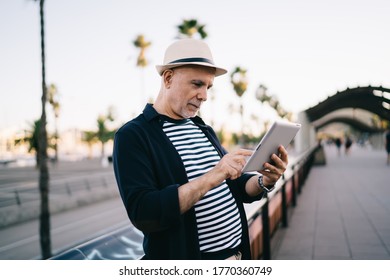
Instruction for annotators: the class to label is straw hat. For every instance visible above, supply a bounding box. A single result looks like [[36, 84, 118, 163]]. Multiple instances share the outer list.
[[155, 39, 227, 77]]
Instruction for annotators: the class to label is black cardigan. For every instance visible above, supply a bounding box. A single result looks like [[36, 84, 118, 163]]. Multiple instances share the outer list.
[[113, 104, 262, 259]]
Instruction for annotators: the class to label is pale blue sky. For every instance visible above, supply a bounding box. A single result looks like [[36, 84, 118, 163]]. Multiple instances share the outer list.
[[1, 0, 389, 135]]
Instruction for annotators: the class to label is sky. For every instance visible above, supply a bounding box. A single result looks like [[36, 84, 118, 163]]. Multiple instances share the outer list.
[[1, 0, 389, 136]]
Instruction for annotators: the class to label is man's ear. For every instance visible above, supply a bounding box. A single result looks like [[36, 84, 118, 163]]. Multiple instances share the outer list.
[[163, 69, 173, 89]]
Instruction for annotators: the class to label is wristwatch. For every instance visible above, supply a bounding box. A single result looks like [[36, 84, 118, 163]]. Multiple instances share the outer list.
[[257, 176, 275, 193]]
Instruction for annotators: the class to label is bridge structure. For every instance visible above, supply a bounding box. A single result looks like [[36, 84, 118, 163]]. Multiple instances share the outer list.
[[271, 85, 390, 259], [295, 86, 390, 153]]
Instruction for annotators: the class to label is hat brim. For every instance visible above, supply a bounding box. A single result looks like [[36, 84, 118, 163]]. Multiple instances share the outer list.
[[156, 62, 227, 77]]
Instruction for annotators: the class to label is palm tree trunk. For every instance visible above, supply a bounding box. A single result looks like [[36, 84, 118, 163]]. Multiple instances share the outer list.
[[38, 0, 52, 259], [240, 101, 244, 145], [101, 141, 105, 159], [140, 67, 146, 104], [54, 117, 58, 163]]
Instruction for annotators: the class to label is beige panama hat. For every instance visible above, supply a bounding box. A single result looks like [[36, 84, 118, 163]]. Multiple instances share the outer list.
[[155, 39, 227, 77]]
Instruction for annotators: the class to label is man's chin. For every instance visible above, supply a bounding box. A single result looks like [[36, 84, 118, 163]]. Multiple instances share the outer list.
[[183, 110, 199, 119]]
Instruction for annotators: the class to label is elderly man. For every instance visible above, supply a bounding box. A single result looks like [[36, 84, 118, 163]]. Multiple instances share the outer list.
[[113, 39, 288, 260]]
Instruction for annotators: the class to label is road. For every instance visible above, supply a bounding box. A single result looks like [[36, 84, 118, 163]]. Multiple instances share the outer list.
[[0, 197, 130, 259], [0, 159, 142, 260]]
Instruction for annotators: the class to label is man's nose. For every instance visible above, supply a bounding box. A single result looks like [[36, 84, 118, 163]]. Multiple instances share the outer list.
[[197, 88, 208, 101]]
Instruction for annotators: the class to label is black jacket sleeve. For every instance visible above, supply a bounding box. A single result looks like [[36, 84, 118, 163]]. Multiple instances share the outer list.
[[113, 124, 181, 233]]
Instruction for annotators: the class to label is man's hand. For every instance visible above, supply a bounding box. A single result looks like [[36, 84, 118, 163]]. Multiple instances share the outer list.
[[178, 149, 252, 214], [208, 149, 253, 183], [259, 145, 288, 186]]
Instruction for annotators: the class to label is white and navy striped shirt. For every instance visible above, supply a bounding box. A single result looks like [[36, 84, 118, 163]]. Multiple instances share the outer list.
[[162, 118, 242, 253]]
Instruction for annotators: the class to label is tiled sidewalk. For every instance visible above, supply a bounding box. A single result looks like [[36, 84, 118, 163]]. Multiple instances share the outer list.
[[272, 144, 390, 259]]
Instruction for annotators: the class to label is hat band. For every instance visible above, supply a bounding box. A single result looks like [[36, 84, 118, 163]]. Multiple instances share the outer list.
[[168, 57, 215, 65]]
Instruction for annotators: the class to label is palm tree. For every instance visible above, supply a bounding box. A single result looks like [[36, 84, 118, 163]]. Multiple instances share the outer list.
[[34, 0, 51, 259], [255, 84, 292, 121], [47, 83, 60, 162], [15, 120, 58, 167], [133, 34, 151, 68], [230, 66, 248, 143], [177, 19, 207, 39], [81, 107, 116, 160], [96, 107, 116, 159], [81, 131, 98, 159], [255, 84, 270, 103], [14, 120, 41, 167], [133, 34, 151, 103]]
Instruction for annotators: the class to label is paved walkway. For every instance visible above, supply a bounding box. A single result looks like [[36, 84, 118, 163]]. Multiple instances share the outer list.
[[272, 144, 390, 260]]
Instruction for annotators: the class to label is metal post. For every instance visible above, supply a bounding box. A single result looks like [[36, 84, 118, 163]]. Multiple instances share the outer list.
[[281, 178, 288, 228], [85, 179, 90, 191], [261, 194, 271, 260], [298, 162, 303, 194], [291, 165, 297, 207], [15, 190, 21, 205], [65, 182, 72, 196]]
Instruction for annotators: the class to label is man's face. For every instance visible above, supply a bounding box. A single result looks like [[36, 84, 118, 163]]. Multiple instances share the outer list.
[[164, 65, 215, 119]]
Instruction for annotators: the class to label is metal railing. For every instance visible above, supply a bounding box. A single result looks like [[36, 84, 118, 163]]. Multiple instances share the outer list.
[[246, 144, 319, 259]]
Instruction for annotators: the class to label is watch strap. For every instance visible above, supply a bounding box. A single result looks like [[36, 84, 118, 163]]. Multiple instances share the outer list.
[[257, 175, 275, 193]]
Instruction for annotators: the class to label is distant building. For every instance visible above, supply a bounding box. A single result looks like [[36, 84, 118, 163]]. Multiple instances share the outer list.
[[0, 127, 113, 163]]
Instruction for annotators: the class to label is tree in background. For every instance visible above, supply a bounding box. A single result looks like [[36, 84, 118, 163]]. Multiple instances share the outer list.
[[96, 107, 116, 159], [256, 84, 292, 121], [14, 120, 41, 167], [47, 83, 60, 162], [177, 19, 207, 39], [230, 66, 248, 143], [97, 116, 114, 159], [33, 0, 51, 259], [81, 107, 116, 159], [255, 84, 270, 104], [81, 131, 98, 159], [133, 34, 151, 103], [133, 34, 151, 68]]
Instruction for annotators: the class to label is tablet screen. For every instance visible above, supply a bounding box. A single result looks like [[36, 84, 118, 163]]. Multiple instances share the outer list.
[[242, 121, 301, 172]]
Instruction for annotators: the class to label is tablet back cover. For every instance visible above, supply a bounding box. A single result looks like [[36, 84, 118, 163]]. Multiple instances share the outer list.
[[242, 121, 301, 172]]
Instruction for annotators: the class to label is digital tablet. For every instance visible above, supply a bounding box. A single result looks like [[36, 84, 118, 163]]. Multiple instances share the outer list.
[[242, 121, 301, 173]]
